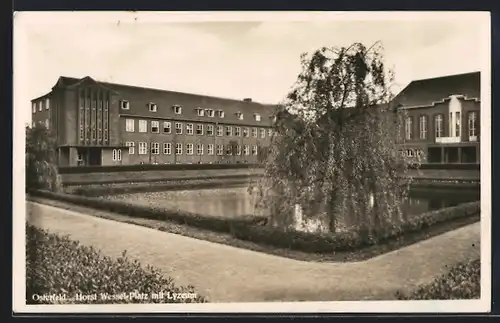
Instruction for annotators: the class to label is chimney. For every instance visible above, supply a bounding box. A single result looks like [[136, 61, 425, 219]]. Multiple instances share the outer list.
[[243, 98, 252, 102]]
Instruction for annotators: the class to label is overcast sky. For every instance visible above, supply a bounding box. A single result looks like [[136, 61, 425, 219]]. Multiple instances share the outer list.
[[14, 11, 489, 124]]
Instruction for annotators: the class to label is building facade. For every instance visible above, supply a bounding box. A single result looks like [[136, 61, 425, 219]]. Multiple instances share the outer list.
[[393, 72, 481, 164], [31, 76, 277, 166]]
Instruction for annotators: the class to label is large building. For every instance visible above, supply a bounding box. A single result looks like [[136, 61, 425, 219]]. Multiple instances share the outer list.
[[393, 71, 481, 164], [31, 72, 481, 166], [31, 76, 278, 166]]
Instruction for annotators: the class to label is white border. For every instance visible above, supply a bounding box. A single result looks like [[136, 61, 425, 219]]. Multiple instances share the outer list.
[[12, 11, 491, 314]]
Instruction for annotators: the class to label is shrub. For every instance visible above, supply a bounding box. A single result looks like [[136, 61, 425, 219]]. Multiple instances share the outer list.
[[26, 224, 207, 304], [58, 163, 263, 174], [396, 258, 480, 300], [230, 201, 480, 253]]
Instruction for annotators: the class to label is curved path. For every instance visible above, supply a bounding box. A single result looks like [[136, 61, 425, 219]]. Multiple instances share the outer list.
[[26, 201, 480, 303]]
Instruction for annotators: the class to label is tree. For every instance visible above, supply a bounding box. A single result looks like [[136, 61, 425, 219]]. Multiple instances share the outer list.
[[250, 42, 415, 237], [25, 122, 62, 192]]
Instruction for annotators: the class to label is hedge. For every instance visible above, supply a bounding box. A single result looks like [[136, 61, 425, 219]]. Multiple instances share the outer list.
[[408, 163, 480, 171], [58, 162, 478, 175], [29, 190, 268, 233], [26, 224, 207, 304], [29, 189, 479, 254], [229, 201, 480, 253], [396, 258, 480, 300], [58, 163, 263, 174]]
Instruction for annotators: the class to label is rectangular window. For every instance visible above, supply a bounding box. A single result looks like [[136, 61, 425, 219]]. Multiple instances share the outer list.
[[254, 114, 261, 121], [243, 127, 249, 137], [268, 128, 272, 137], [419, 116, 427, 140], [163, 121, 171, 134], [235, 127, 241, 136], [196, 124, 204, 135], [236, 145, 242, 156], [151, 120, 160, 133], [149, 103, 157, 112], [46, 98, 50, 110], [112, 149, 122, 161], [163, 143, 171, 155], [174, 105, 182, 114], [176, 143, 182, 155], [217, 144, 224, 155], [236, 112, 244, 120], [39, 101, 43, 111], [244, 145, 250, 156], [405, 117, 413, 140], [138, 142, 148, 155], [45, 119, 50, 129], [186, 143, 194, 155], [455, 111, 461, 137], [260, 128, 265, 138], [435, 114, 444, 138], [186, 123, 194, 135], [151, 142, 160, 155], [252, 145, 258, 156], [217, 125, 223, 136], [206, 125, 214, 136], [218, 110, 224, 118], [120, 100, 130, 110], [126, 141, 135, 155], [207, 144, 214, 155], [252, 128, 258, 138], [139, 120, 148, 133], [226, 145, 233, 155], [226, 126, 232, 136], [196, 108, 204, 116], [32, 103, 36, 113], [175, 122, 183, 134], [207, 109, 215, 117], [197, 144, 203, 155], [449, 112, 453, 137], [468, 111, 477, 137]]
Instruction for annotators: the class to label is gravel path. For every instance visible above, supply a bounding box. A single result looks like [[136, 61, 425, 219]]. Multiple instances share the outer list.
[[26, 201, 480, 303]]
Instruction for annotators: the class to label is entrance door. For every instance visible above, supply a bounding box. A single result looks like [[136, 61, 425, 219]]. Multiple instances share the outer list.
[[88, 148, 102, 166]]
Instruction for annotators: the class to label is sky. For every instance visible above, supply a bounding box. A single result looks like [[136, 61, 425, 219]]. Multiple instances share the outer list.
[[14, 11, 489, 125]]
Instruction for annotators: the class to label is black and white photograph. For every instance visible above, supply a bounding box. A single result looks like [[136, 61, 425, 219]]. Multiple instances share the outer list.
[[13, 11, 491, 313]]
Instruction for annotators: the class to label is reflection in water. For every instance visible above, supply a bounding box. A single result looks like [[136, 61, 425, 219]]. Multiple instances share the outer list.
[[105, 186, 480, 225]]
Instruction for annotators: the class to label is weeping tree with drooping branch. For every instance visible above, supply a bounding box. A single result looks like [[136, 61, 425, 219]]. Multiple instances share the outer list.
[[25, 122, 62, 192], [250, 41, 416, 238]]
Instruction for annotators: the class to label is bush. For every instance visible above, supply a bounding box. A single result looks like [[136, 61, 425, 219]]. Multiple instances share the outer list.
[[26, 224, 207, 304], [230, 201, 480, 253], [396, 259, 480, 300], [58, 163, 263, 174]]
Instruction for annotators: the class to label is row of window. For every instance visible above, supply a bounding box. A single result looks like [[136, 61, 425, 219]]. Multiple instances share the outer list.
[[125, 119, 272, 138], [124, 142, 259, 156], [112, 149, 122, 161], [32, 98, 50, 113], [404, 111, 478, 140], [399, 149, 425, 158], [120, 100, 263, 121], [32, 119, 50, 129]]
